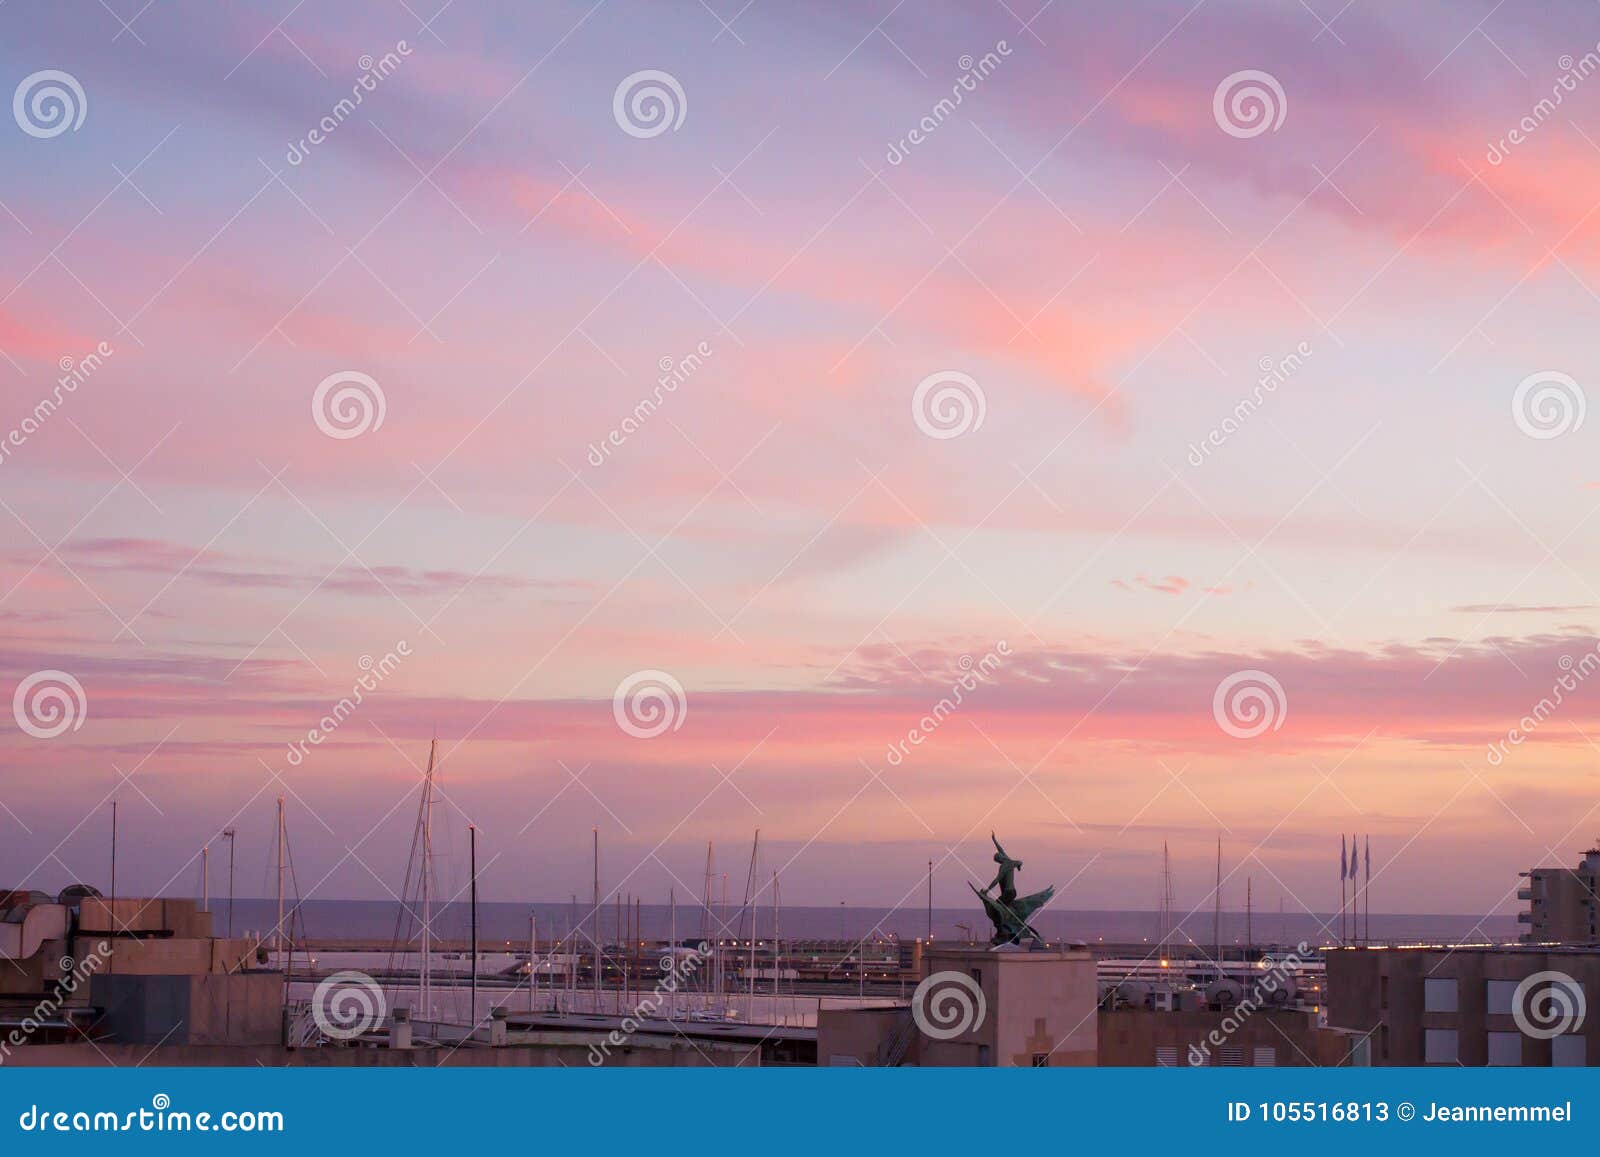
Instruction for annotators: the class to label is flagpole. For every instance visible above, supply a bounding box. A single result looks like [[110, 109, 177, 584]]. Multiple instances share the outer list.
[[1365, 834, 1372, 944], [1340, 835, 1347, 946], [1352, 835, 1360, 946]]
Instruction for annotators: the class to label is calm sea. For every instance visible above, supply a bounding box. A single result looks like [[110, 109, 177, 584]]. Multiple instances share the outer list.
[[213, 898, 1515, 947]]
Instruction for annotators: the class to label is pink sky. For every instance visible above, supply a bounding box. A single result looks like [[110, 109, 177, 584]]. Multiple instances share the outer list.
[[5, 1, 1600, 926]]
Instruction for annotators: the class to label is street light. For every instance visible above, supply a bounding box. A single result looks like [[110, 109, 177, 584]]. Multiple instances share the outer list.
[[221, 828, 237, 937]]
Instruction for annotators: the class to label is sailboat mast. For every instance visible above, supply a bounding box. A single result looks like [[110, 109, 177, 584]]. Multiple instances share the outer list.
[[420, 739, 436, 1017], [275, 794, 285, 964], [746, 830, 760, 1005], [592, 828, 600, 1014], [469, 824, 479, 1019], [1213, 835, 1222, 979]]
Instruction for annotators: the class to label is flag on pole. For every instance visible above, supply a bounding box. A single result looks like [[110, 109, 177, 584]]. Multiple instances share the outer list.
[[1350, 836, 1358, 879], [1341, 834, 1347, 880]]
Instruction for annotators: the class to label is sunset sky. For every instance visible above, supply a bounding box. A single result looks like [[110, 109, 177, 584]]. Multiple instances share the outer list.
[[4, 0, 1600, 927]]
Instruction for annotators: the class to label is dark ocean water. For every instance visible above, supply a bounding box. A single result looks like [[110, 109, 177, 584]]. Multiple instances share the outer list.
[[212, 897, 1516, 947]]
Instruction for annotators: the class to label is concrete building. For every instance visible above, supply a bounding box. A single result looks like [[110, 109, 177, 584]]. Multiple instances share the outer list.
[[1099, 1007, 1347, 1066], [818, 944, 1097, 1066], [1520, 847, 1600, 944], [1325, 945, 1599, 1066], [0, 888, 278, 1054]]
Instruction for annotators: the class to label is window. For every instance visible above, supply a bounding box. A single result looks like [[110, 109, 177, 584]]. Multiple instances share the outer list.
[[1424, 1028, 1459, 1064], [1252, 1046, 1276, 1066], [1220, 1046, 1244, 1066], [1424, 977, 1458, 1013], [1487, 1031, 1523, 1066], [976, 1044, 991, 1067], [1155, 1045, 1178, 1066], [1553, 1034, 1586, 1066], [969, 968, 982, 986], [1487, 979, 1518, 1015], [1031, 1053, 1048, 1067]]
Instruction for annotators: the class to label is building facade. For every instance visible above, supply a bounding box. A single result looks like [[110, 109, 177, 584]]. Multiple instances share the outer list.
[[1325, 946, 1598, 1066], [1520, 848, 1600, 943]]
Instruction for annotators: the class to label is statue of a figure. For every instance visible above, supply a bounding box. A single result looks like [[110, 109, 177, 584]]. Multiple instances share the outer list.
[[968, 832, 1054, 946]]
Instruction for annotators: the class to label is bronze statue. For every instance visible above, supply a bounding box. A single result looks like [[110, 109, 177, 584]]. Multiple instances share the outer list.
[[969, 832, 1054, 946]]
